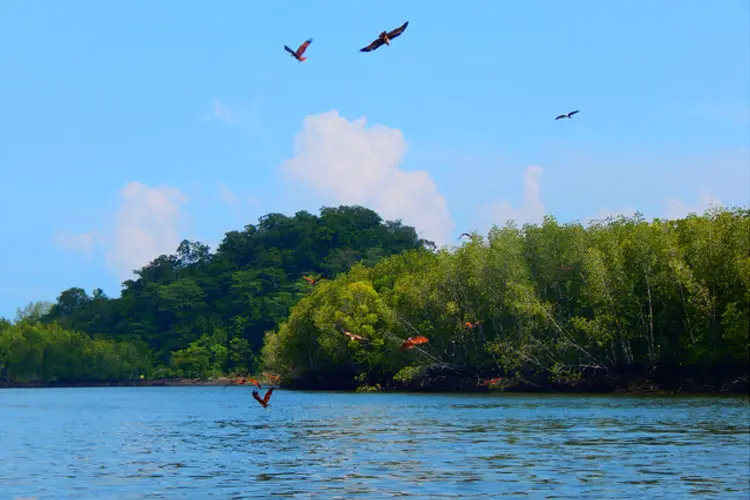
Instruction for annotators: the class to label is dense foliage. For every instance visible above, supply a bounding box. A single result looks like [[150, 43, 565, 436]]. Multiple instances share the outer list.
[[1, 205, 747, 392], [0, 206, 430, 384], [262, 207, 749, 392], [0, 305, 152, 384]]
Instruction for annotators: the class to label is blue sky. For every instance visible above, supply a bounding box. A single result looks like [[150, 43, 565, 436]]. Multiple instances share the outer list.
[[1, 0, 748, 318]]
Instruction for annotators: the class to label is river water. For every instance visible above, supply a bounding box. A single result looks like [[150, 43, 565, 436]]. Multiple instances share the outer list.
[[0, 387, 747, 499]]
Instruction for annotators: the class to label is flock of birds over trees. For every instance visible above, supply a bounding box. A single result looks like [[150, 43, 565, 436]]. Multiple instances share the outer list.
[[234, 269, 432, 409], [284, 20, 581, 122], [241, 20, 580, 408], [233, 321, 430, 409]]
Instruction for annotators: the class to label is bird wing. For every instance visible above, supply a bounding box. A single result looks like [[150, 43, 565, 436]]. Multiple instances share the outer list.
[[568, 110, 580, 116], [360, 38, 385, 52], [387, 21, 409, 39], [284, 45, 298, 57], [555, 114, 566, 120], [459, 232, 471, 239], [302, 276, 315, 284], [297, 38, 313, 56], [411, 335, 429, 345], [252, 390, 265, 406], [262, 387, 275, 405]]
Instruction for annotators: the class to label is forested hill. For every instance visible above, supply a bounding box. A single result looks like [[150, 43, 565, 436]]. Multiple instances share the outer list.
[[1, 205, 748, 393], [0, 205, 433, 382]]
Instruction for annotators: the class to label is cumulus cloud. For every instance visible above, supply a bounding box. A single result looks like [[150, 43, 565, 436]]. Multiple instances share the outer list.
[[279, 110, 454, 246], [480, 166, 545, 229], [104, 182, 188, 280], [212, 99, 234, 124], [52, 230, 97, 254], [663, 193, 724, 220]]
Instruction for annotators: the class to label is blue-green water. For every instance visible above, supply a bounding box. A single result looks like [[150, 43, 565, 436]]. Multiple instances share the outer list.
[[0, 388, 748, 499]]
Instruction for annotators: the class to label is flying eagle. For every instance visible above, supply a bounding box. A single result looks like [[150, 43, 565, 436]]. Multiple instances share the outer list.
[[284, 38, 313, 62], [555, 110, 580, 120], [360, 21, 409, 52], [302, 275, 323, 285], [343, 330, 367, 342], [479, 376, 504, 387], [234, 377, 262, 389], [252, 387, 274, 408], [400, 335, 429, 352]]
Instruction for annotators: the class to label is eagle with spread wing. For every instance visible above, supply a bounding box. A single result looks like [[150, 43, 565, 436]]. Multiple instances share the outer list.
[[555, 110, 580, 120], [360, 22, 409, 52], [284, 38, 313, 62], [252, 387, 274, 408], [400, 335, 429, 352]]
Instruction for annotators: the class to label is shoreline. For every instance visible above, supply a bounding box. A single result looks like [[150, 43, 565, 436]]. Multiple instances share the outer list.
[[0, 377, 241, 389], [1, 376, 747, 395]]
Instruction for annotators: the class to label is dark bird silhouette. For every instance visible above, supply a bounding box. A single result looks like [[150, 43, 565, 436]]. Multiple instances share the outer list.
[[360, 22, 409, 52], [284, 38, 313, 62], [252, 387, 274, 408], [459, 232, 472, 239], [400, 335, 429, 352], [555, 110, 580, 120]]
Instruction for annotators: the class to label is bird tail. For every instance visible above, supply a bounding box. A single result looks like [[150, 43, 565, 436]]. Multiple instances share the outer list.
[[299, 56, 307, 62]]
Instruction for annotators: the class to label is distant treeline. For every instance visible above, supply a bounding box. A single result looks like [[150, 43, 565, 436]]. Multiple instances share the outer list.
[[1, 205, 748, 393], [1, 206, 431, 384]]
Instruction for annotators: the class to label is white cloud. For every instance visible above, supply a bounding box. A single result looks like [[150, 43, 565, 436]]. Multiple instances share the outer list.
[[52, 230, 97, 254], [218, 182, 240, 208], [480, 166, 545, 229], [212, 99, 234, 124], [663, 193, 724, 220], [104, 182, 188, 280], [279, 110, 454, 246]]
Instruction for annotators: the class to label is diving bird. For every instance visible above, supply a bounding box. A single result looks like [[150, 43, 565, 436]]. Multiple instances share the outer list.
[[555, 110, 580, 120], [360, 21, 409, 52], [284, 38, 313, 62], [252, 387, 275, 408]]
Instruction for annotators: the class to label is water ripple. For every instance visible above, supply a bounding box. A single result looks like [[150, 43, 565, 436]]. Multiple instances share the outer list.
[[0, 388, 748, 499]]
